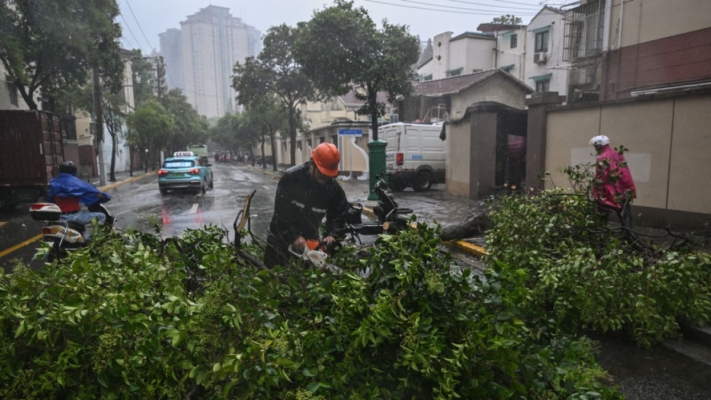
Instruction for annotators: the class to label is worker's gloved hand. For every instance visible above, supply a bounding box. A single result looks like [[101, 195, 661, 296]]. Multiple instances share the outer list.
[[322, 235, 337, 248], [293, 236, 306, 253]]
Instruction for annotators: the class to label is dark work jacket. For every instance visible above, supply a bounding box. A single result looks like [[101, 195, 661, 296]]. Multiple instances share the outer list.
[[268, 163, 349, 246]]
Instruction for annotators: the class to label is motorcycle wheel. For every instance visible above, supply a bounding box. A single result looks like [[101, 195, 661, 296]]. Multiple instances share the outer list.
[[389, 180, 406, 192], [412, 170, 432, 192]]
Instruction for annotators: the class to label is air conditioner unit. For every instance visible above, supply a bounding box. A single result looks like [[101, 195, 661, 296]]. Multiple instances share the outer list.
[[534, 52, 547, 64]]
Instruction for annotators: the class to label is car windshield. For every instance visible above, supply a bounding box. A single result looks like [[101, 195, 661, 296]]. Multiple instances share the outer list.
[[164, 160, 195, 168]]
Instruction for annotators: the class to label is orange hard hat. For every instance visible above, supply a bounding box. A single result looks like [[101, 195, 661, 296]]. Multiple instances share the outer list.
[[311, 143, 340, 177]]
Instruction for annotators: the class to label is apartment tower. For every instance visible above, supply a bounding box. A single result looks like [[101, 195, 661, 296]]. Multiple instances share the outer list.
[[178, 6, 261, 118]]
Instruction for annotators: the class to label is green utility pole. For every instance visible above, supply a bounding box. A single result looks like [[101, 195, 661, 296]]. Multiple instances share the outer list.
[[367, 140, 387, 201]]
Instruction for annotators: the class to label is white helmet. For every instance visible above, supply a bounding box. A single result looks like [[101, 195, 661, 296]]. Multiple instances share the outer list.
[[589, 135, 610, 147]]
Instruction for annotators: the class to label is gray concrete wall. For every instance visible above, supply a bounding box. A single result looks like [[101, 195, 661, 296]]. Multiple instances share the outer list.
[[469, 113, 498, 200]]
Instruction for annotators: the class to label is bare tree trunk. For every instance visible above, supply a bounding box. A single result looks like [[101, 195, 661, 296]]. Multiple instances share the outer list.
[[269, 130, 278, 172], [109, 133, 117, 182], [261, 135, 266, 169], [288, 106, 296, 167]]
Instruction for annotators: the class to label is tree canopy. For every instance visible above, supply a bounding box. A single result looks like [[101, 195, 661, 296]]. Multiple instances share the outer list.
[[246, 97, 290, 170], [160, 88, 209, 154], [491, 14, 523, 25], [126, 99, 175, 168], [294, 0, 419, 141], [0, 0, 124, 109], [233, 24, 319, 167]]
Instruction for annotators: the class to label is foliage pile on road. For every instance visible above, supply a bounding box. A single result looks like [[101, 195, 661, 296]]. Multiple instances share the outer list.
[[0, 224, 621, 398], [485, 187, 711, 348]]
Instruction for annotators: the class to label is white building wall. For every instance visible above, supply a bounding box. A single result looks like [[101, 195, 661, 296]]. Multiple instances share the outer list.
[[448, 39, 468, 75], [0, 64, 31, 110], [495, 27, 527, 81], [464, 37, 496, 73], [420, 32, 496, 81], [525, 9, 569, 97], [431, 32, 452, 81], [418, 59, 434, 80]]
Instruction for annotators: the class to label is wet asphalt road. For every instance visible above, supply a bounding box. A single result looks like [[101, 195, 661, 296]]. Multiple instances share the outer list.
[[0, 163, 280, 272]]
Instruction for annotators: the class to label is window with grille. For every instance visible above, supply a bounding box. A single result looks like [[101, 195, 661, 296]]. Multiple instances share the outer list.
[[510, 34, 518, 49], [563, 0, 605, 61]]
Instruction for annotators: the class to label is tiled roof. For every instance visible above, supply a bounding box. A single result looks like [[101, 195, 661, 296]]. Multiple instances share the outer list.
[[451, 31, 495, 41], [413, 70, 499, 97], [340, 89, 390, 106], [477, 23, 526, 32], [413, 69, 533, 97]]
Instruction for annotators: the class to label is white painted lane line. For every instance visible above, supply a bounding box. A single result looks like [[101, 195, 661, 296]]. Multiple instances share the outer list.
[[263, 186, 270, 190], [190, 203, 199, 214]]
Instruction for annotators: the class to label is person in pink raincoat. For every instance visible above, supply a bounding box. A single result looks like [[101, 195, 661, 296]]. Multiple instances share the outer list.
[[590, 135, 636, 227]]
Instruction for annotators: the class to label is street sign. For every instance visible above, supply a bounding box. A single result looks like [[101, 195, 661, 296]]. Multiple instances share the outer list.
[[338, 128, 363, 136]]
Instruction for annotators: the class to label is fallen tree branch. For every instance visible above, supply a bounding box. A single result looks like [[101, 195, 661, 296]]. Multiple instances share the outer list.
[[439, 212, 490, 242]]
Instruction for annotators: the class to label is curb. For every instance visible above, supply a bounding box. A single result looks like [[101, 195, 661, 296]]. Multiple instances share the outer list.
[[98, 172, 157, 191]]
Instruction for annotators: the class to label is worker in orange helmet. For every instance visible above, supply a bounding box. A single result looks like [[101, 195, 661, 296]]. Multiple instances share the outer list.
[[264, 142, 349, 268]]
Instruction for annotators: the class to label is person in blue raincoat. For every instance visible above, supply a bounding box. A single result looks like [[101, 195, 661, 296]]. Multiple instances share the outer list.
[[46, 161, 111, 239]]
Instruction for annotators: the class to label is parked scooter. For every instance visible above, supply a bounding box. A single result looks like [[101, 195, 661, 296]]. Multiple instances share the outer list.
[[30, 202, 114, 261], [343, 175, 413, 243]]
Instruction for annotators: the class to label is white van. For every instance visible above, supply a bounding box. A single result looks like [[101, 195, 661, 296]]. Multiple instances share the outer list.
[[382, 123, 445, 192]]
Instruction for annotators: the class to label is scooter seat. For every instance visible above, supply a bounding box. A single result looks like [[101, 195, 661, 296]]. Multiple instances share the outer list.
[[68, 222, 85, 233], [396, 208, 413, 214]]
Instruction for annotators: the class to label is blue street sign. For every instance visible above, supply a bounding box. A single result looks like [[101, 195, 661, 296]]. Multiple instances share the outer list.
[[338, 128, 363, 136]]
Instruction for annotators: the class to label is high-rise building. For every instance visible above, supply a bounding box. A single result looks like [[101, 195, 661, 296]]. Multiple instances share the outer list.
[[158, 28, 184, 93], [179, 5, 261, 118]]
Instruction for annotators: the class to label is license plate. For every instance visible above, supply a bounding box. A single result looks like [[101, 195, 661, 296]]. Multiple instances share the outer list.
[[171, 173, 185, 177]]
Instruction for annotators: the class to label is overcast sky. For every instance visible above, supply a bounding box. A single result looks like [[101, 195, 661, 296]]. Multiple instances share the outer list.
[[117, 0, 568, 54]]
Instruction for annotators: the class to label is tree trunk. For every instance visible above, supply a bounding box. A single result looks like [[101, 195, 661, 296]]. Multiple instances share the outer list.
[[288, 106, 296, 167], [261, 135, 266, 169], [16, 83, 38, 110], [438, 212, 490, 242], [269, 130, 278, 171], [109, 133, 117, 182], [368, 85, 379, 141]]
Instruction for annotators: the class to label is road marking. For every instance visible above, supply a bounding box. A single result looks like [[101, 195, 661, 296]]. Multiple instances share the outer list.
[[0, 234, 42, 259], [190, 203, 199, 214], [263, 186, 270, 190], [98, 172, 157, 191], [0, 173, 157, 260]]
